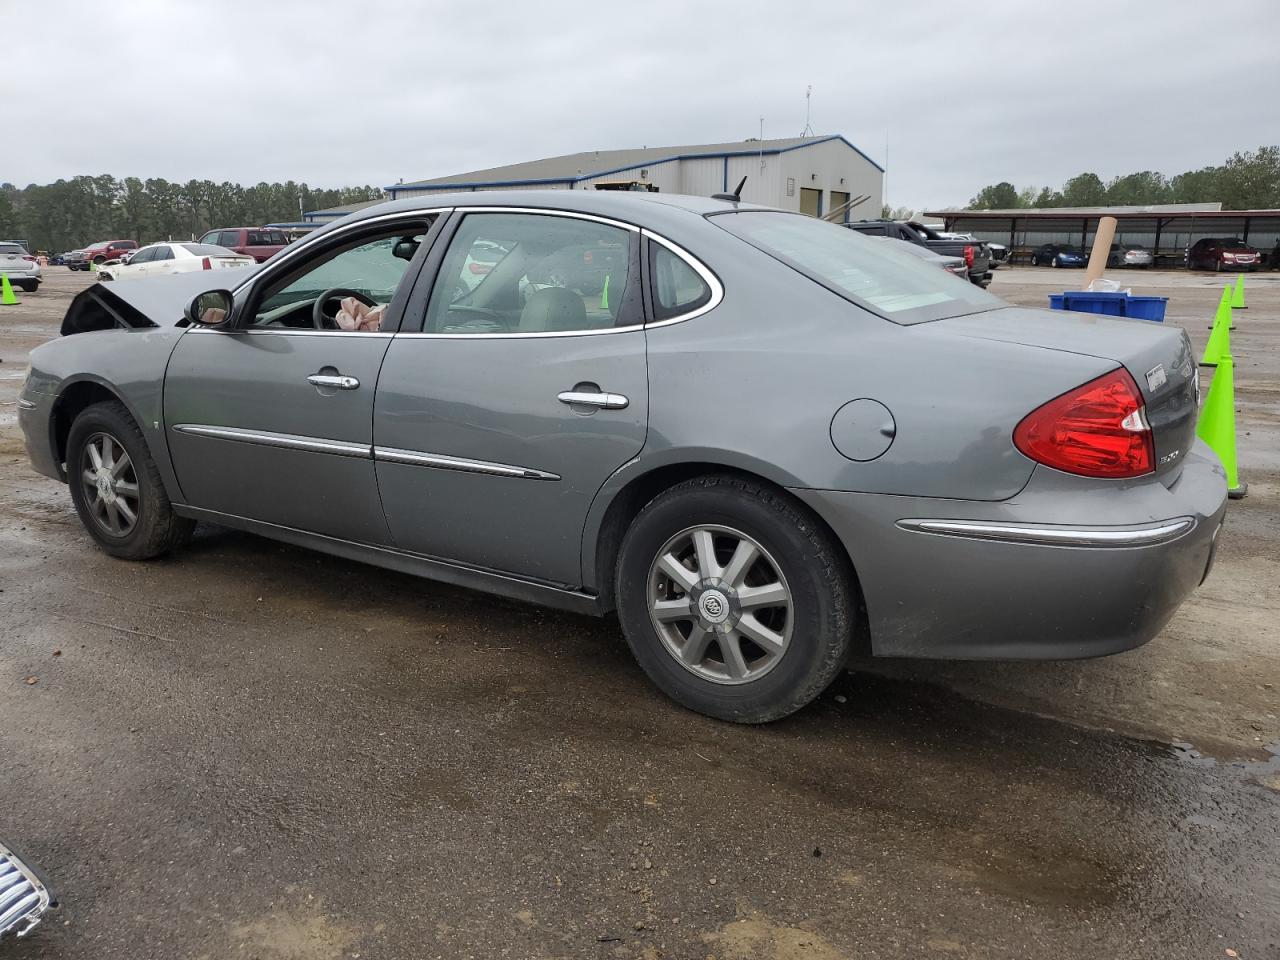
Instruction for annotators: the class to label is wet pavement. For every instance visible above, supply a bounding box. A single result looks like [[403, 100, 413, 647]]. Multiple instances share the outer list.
[[1, 270, 1278, 958]]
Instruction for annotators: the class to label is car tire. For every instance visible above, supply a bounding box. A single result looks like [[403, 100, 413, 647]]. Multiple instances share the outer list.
[[66, 400, 194, 560], [1052, 256, 1061, 268], [615, 474, 855, 723], [18, 280, 37, 292]]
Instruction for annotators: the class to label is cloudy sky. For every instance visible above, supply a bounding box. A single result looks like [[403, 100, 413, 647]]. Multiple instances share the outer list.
[[10, 0, 1277, 209]]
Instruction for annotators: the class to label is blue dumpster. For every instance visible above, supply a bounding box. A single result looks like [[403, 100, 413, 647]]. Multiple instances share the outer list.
[[1048, 291, 1167, 322]]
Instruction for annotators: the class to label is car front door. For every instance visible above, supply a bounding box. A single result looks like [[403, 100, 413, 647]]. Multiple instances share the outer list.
[[162, 214, 441, 544], [373, 209, 649, 586]]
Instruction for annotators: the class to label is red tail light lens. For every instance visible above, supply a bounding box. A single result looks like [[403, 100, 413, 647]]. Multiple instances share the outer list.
[[22, 255, 36, 262], [963, 244, 974, 267], [201, 257, 212, 270], [1013, 369, 1154, 478]]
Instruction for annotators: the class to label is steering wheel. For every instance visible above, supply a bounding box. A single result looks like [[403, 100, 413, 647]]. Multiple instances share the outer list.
[[313, 287, 378, 330]]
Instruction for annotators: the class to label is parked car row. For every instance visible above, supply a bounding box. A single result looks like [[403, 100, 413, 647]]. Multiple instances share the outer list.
[[57, 227, 294, 273]]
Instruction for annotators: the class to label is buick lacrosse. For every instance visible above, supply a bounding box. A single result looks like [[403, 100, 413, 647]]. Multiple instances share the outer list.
[[19, 191, 1227, 721]]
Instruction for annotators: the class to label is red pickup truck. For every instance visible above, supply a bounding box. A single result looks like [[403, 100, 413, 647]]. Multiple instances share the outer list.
[[198, 227, 290, 263]]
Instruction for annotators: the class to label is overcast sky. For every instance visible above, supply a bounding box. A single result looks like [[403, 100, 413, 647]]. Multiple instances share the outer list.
[[10, 0, 1277, 209]]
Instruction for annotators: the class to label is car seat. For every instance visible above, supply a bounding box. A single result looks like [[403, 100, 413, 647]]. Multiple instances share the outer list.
[[519, 286, 590, 332]]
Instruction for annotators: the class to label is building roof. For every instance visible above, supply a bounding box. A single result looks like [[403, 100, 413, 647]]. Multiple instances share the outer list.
[[304, 198, 385, 219], [926, 202, 1224, 218], [390, 134, 883, 192]]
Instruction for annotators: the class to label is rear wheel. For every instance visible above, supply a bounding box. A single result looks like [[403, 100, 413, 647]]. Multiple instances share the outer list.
[[615, 475, 855, 723], [67, 401, 194, 560]]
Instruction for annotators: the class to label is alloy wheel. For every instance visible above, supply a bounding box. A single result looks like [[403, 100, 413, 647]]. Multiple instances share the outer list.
[[646, 524, 793, 685], [79, 432, 140, 537]]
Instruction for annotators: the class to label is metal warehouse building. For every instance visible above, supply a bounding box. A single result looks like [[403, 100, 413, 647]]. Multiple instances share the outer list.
[[290, 135, 884, 227]]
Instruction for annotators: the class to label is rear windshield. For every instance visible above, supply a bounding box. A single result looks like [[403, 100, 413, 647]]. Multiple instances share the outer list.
[[180, 243, 241, 256], [0, 243, 26, 255], [713, 212, 1002, 325]]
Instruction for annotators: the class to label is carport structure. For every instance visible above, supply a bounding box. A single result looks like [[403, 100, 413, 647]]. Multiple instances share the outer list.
[[924, 203, 1280, 267]]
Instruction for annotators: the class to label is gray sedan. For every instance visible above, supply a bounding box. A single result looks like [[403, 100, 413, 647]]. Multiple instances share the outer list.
[[18, 192, 1226, 722]]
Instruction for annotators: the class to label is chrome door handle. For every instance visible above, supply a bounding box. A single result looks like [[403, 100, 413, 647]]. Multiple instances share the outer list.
[[558, 390, 629, 410], [307, 374, 360, 390]]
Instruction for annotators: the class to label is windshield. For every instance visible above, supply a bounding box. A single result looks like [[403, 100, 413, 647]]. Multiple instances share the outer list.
[[713, 212, 1002, 325], [1219, 238, 1248, 248], [180, 243, 240, 256]]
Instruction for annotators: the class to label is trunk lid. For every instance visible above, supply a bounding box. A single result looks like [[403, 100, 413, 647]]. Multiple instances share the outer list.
[[935, 306, 1199, 485]]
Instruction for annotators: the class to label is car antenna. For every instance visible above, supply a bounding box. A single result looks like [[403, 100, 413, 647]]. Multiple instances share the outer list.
[[712, 176, 748, 203]]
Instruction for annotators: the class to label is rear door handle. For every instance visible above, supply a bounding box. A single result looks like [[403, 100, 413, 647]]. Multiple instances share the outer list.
[[307, 374, 360, 390], [558, 390, 629, 410]]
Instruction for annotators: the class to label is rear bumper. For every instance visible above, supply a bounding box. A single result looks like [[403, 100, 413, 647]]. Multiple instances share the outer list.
[[793, 442, 1228, 660]]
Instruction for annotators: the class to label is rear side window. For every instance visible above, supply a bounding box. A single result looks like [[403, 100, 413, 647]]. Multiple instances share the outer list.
[[153, 246, 174, 261], [219, 230, 242, 247], [715, 211, 1002, 325], [649, 244, 711, 321], [248, 230, 286, 245]]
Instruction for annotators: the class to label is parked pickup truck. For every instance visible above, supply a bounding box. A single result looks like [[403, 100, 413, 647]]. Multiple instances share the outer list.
[[846, 220, 992, 287]]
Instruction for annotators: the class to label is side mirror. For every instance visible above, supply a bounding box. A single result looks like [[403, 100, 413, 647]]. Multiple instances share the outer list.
[[186, 289, 234, 327]]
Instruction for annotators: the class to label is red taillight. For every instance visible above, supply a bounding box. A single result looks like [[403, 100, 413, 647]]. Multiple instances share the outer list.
[[22, 255, 36, 262], [201, 257, 212, 270], [1013, 369, 1154, 479], [963, 244, 974, 267]]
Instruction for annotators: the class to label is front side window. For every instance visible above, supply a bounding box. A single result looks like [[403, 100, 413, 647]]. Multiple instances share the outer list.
[[424, 213, 634, 334], [716, 212, 1002, 325], [650, 244, 711, 320], [129, 247, 156, 264], [198, 232, 217, 245], [249, 226, 428, 331]]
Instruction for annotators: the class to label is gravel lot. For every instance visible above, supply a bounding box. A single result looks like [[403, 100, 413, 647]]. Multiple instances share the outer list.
[[1, 266, 1277, 959]]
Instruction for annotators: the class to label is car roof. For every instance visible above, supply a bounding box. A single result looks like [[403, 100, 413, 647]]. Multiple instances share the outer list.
[[341, 189, 773, 225]]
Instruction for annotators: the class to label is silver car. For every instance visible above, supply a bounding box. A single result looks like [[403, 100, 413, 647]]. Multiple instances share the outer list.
[[1110, 243, 1155, 268], [0, 241, 41, 291], [18, 192, 1227, 722]]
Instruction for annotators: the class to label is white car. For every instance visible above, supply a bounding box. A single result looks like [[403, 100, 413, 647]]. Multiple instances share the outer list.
[[98, 242, 254, 281]]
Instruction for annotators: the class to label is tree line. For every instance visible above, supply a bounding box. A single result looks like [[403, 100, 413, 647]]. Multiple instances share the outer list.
[[0, 176, 385, 253], [966, 145, 1279, 211]]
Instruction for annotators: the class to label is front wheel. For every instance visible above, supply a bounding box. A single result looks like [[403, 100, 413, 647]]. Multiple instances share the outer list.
[[1052, 256, 1061, 268], [615, 475, 856, 723], [67, 400, 194, 560]]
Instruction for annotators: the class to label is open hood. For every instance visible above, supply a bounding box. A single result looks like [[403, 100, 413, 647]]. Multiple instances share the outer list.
[[61, 267, 258, 335]]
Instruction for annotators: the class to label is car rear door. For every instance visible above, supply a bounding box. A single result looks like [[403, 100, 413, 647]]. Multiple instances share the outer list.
[[163, 213, 440, 544], [372, 209, 648, 586]]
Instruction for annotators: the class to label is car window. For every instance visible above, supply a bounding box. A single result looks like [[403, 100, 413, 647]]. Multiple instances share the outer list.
[[153, 246, 174, 261], [0, 243, 24, 255], [198, 232, 217, 245], [424, 213, 634, 335], [1219, 238, 1247, 248], [650, 244, 711, 321], [250, 227, 427, 330], [180, 243, 239, 256], [130, 247, 156, 264], [247, 230, 282, 245], [219, 230, 241, 247], [715, 211, 1002, 325]]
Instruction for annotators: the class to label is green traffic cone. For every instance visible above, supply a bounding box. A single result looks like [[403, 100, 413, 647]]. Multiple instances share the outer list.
[[1231, 274, 1246, 309], [1196, 353, 1246, 499], [601, 273, 610, 311], [0, 273, 18, 305], [1208, 286, 1235, 330], [1200, 297, 1231, 367], [90, 260, 98, 273]]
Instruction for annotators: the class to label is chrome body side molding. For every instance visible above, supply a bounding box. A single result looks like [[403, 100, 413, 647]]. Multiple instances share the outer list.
[[895, 517, 1195, 547]]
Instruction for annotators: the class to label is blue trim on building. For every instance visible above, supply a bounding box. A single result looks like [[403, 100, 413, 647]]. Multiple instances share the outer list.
[[384, 134, 885, 196]]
